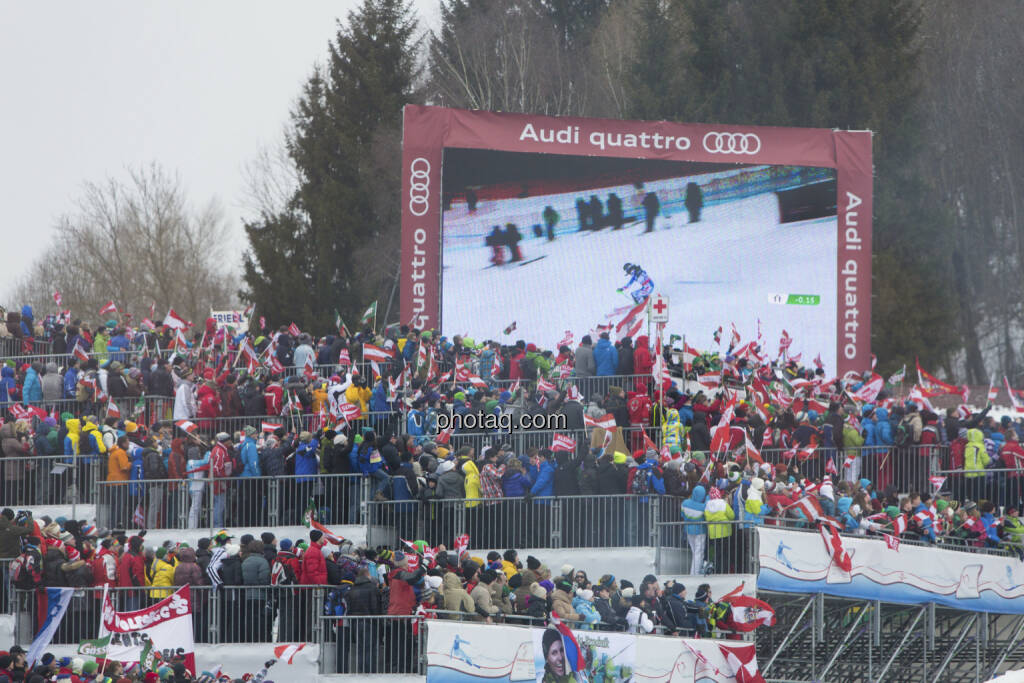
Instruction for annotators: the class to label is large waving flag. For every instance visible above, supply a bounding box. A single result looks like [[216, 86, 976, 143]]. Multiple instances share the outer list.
[[721, 595, 776, 631], [27, 588, 74, 666], [163, 308, 188, 330], [548, 612, 586, 673]]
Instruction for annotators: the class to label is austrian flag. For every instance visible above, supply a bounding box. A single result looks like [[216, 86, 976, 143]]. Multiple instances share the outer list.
[[551, 433, 577, 452], [273, 643, 306, 665]]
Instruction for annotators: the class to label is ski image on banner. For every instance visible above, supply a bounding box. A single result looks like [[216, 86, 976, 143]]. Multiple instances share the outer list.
[[100, 585, 196, 674]]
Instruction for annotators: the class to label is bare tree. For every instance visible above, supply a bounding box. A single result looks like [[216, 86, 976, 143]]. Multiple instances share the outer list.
[[428, 0, 591, 115], [13, 164, 236, 327]]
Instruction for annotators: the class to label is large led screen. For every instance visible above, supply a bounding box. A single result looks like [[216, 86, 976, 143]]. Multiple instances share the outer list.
[[400, 106, 872, 374], [441, 149, 838, 367]]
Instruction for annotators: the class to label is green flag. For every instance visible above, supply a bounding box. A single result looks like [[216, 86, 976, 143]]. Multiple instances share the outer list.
[[77, 635, 111, 657], [139, 639, 162, 673], [360, 301, 377, 326]]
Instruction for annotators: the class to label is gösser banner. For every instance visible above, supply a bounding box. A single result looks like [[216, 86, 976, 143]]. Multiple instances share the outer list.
[[426, 619, 764, 683], [401, 105, 872, 376], [757, 527, 1024, 614], [100, 585, 196, 673]]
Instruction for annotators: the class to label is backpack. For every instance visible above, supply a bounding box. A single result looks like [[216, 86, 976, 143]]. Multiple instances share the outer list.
[[631, 467, 651, 495], [893, 419, 913, 447], [518, 355, 538, 381], [11, 547, 43, 588], [143, 448, 168, 480], [271, 557, 298, 586], [229, 446, 244, 477]]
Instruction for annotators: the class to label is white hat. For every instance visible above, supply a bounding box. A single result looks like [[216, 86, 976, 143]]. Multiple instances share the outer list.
[[578, 589, 593, 602], [426, 575, 443, 590], [850, 504, 862, 516], [750, 477, 765, 492], [560, 564, 574, 577], [225, 543, 240, 557], [621, 587, 635, 598], [437, 460, 455, 474]]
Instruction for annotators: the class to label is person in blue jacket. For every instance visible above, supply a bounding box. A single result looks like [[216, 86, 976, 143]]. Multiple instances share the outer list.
[[529, 450, 556, 499], [22, 362, 43, 406], [63, 360, 80, 399], [351, 430, 389, 500], [593, 333, 618, 377], [874, 407, 894, 447], [980, 501, 1001, 547], [682, 485, 707, 575], [20, 305, 34, 337], [406, 400, 425, 440], [0, 365, 16, 406]]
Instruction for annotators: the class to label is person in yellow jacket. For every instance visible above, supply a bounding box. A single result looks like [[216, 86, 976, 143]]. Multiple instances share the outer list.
[[964, 428, 990, 503], [148, 546, 178, 599], [345, 376, 372, 416], [64, 418, 81, 457], [704, 487, 736, 573], [463, 460, 481, 508], [80, 420, 107, 455], [663, 408, 684, 450], [311, 381, 328, 415]]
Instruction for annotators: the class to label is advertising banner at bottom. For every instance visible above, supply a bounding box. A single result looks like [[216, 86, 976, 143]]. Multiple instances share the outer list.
[[426, 619, 761, 682]]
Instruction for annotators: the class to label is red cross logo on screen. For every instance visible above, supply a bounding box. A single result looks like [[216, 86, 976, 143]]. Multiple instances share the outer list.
[[652, 299, 667, 315]]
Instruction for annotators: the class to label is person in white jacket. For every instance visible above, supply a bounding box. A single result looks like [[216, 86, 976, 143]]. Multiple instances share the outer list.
[[626, 594, 654, 634], [173, 370, 197, 420]]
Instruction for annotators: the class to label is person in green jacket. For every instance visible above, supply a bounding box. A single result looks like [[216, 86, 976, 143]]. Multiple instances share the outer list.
[[964, 428, 989, 503], [1002, 508, 1024, 558], [842, 422, 865, 484], [704, 487, 736, 573]]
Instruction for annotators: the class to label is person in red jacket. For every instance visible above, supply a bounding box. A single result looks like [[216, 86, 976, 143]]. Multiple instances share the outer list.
[[507, 342, 526, 381], [386, 552, 427, 671], [117, 536, 146, 611], [93, 538, 119, 591], [264, 377, 284, 416], [300, 530, 327, 585], [633, 335, 653, 392], [195, 382, 221, 431]]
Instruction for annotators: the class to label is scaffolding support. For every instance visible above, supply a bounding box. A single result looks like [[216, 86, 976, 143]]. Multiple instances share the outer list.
[[817, 600, 870, 682], [987, 614, 1024, 681], [932, 613, 977, 683], [763, 595, 816, 676], [874, 605, 925, 683]]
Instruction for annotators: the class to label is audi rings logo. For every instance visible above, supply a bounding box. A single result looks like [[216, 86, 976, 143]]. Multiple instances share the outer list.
[[408, 158, 431, 216], [702, 132, 761, 155]]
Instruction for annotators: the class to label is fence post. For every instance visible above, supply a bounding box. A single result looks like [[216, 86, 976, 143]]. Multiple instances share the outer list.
[[360, 478, 371, 526], [551, 499, 562, 549], [268, 478, 279, 527], [649, 499, 660, 547], [210, 589, 221, 645]]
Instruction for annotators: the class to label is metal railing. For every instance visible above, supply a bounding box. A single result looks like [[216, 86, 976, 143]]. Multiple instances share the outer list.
[[0, 337, 52, 359], [366, 494, 686, 549], [0, 455, 102, 514], [490, 373, 661, 399], [654, 519, 761, 576], [932, 467, 1024, 510], [11, 585, 324, 645], [95, 473, 371, 531], [319, 614, 423, 675], [444, 425, 660, 458]]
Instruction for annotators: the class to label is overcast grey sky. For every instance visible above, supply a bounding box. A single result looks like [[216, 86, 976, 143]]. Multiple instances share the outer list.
[[0, 1, 436, 302]]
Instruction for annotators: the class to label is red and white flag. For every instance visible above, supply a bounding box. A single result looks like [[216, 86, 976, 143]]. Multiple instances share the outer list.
[[453, 533, 470, 559], [813, 353, 823, 370], [988, 376, 999, 402], [303, 353, 316, 378], [842, 452, 858, 469], [175, 420, 199, 434], [140, 318, 156, 331], [338, 402, 362, 422], [719, 644, 766, 683], [709, 394, 737, 453], [551, 433, 577, 452], [261, 422, 282, 433], [171, 328, 188, 350], [163, 308, 188, 330], [565, 385, 583, 402], [819, 522, 852, 572], [721, 595, 776, 631], [71, 341, 90, 363], [884, 534, 900, 551], [850, 373, 884, 403], [465, 373, 488, 390], [273, 643, 307, 665], [1006, 376, 1024, 413], [891, 514, 908, 536], [825, 457, 838, 475], [287, 322, 301, 337], [267, 355, 284, 374], [615, 299, 647, 333], [436, 425, 453, 445], [132, 504, 146, 528], [98, 300, 117, 316], [106, 401, 121, 420], [928, 475, 946, 492], [743, 434, 764, 465], [536, 377, 556, 394], [307, 518, 346, 545], [362, 344, 393, 363], [53, 291, 63, 307], [681, 343, 700, 372], [778, 329, 792, 354], [583, 413, 616, 431]]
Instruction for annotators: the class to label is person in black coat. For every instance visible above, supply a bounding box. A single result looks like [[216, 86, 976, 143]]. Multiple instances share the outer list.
[[689, 416, 711, 452], [147, 359, 175, 397], [346, 569, 381, 615], [684, 182, 703, 223], [642, 191, 660, 233], [607, 193, 624, 230], [616, 338, 634, 375]]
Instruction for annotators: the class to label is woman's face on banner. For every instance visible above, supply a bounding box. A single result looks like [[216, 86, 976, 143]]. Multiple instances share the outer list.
[[547, 638, 565, 676]]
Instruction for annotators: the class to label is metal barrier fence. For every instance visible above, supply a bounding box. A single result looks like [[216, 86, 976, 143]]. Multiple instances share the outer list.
[[319, 614, 423, 675], [0, 455, 102, 514], [367, 494, 686, 550], [490, 373, 659, 400], [653, 519, 760, 576], [933, 468, 1024, 511], [0, 337, 52, 360], [11, 585, 323, 645], [95, 473, 370, 531], [445, 426, 660, 458]]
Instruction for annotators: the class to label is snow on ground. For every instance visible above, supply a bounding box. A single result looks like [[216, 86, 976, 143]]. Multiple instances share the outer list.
[[443, 186, 838, 371]]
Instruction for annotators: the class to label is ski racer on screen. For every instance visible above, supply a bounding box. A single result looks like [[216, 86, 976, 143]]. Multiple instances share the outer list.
[[619, 263, 654, 303]]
